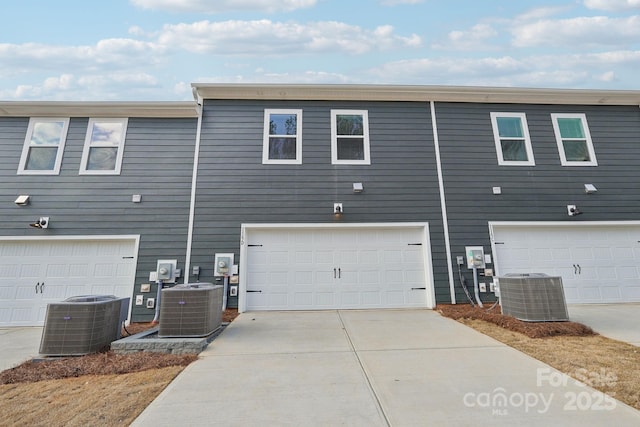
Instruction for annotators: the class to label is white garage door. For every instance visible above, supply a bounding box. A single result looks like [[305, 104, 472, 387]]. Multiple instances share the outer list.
[[242, 224, 433, 311], [0, 237, 138, 326], [492, 223, 640, 304]]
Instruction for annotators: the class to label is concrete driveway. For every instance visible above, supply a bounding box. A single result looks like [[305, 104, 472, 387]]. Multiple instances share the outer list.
[[133, 309, 640, 426], [0, 327, 42, 371], [568, 303, 640, 346]]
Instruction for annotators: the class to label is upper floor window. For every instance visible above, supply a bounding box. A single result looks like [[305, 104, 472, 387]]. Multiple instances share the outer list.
[[18, 118, 69, 175], [490, 112, 535, 166], [551, 113, 597, 166], [80, 118, 128, 174], [262, 109, 302, 164], [331, 110, 370, 165]]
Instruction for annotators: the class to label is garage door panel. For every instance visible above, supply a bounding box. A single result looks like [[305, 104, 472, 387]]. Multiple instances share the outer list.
[[622, 287, 640, 299], [612, 247, 634, 259], [494, 224, 640, 304], [315, 251, 334, 264], [617, 266, 638, 279], [245, 226, 431, 311], [600, 287, 621, 300]]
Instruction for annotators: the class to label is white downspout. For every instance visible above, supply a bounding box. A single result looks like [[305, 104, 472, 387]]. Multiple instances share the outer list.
[[184, 102, 203, 283], [430, 101, 456, 304]]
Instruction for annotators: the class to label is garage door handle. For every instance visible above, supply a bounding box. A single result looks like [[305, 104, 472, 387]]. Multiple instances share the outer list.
[[411, 287, 426, 290], [35, 282, 39, 294], [338, 268, 341, 279], [41, 282, 45, 293], [247, 290, 262, 293], [334, 268, 336, 279]]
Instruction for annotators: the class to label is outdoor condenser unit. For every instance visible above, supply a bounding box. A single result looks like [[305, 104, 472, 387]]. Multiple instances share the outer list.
[[497, 274, 569, 322], [39, 295, 130, 356], [158, 283, 223, 338]]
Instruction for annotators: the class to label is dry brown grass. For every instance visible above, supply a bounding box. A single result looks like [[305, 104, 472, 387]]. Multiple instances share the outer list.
[[438, 304, 640, 411], [0, 309, 240, 426], [0, 366, 183, 426]]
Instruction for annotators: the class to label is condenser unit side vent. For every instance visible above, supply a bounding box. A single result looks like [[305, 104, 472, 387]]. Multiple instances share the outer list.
[[40, 295, 130, 356], [158, 283, 223, 338], [498, 274, 569, 322]]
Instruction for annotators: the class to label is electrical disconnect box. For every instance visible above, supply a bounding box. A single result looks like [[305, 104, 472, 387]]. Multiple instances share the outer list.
[[465, 246, 485, 269]]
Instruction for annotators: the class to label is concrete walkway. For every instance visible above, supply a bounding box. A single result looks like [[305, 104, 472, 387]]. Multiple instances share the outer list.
[[0, 327, 42, 371], [132, 310, 640, 426], [569, 303, 640, 346]]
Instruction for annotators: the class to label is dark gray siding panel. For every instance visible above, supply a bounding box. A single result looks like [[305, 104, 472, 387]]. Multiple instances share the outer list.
[[0, 117, 198, 321], [436, 102, 640, 303], [190, 100, 450, 306]]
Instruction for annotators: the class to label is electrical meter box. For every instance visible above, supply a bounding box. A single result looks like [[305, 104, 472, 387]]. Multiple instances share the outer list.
[[156, 259, 177, 283], [465, 246, 485, 269]]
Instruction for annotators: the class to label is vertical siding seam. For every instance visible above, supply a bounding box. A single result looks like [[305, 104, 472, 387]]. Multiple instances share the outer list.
[[184, 104, 203, 282], [430, 101, 456, 304]]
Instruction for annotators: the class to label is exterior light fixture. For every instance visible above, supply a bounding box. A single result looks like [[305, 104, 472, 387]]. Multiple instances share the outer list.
[[567, 205, 582, 217], [353, 183, 364, 193], [584, 184, 597, 194], [333, 203, 343, 216], [15, 195, 30, 206], [29, 217, 49, 229]]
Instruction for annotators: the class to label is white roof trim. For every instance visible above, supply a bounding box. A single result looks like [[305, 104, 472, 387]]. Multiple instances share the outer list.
[[192, 83, 640, 106], [0, 102, 199, 118]]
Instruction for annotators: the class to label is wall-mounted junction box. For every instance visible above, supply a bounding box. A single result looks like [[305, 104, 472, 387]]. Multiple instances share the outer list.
[[135, 295, 143, 305], [146, 298, 155, 309]]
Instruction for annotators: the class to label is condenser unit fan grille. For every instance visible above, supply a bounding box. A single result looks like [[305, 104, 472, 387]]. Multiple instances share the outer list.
[[498, 274, 568, 322], [159, 283, 223, 338], [40, 295, 130, 356]]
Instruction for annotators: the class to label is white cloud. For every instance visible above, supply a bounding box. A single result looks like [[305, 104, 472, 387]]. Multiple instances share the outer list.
[[512, 15, 640, 48], [156, 20, 421, 55], [368, 50, 640, 87], [2, 72, 162, 101], [0, 39, 165, 74], [583, 0, 640, 11], [130, 0, 316, 13], [514, 6, 568, 22], [597, 71, 617, 82], [433, 24, 498, 51]]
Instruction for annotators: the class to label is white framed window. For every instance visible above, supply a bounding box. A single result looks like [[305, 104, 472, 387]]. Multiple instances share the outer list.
[[262, 109, 302, 164], [331, 109, 371, 165], [490, 112, 535, 166], [18, 118, 70, 175], [80, 118, 128, 175], [551, 113, 597, 166]]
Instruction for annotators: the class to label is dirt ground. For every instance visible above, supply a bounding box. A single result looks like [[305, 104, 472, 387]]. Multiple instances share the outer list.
[[437, 304, 640, 411], [1, 306, 638, 425], [0, 309, 239, 426]]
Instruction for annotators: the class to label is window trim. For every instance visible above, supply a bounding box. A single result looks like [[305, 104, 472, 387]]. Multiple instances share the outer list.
[[551, 113, 597, 166], [79, 118, 128, 175], [331, 109, 371, 165], [490, 112, 535, 166], [262, 109, 303, 165], [17, 117, 70, 175]]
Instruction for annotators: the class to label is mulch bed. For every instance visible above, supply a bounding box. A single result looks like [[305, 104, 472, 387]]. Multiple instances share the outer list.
[[1, 309, 241, 385], [437, 304, 595, 338], [0, 352, 197, 385]]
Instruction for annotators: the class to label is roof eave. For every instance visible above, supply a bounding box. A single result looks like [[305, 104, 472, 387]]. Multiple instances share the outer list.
[[191, 83, 640, 106], [0, 101, 199, 118]]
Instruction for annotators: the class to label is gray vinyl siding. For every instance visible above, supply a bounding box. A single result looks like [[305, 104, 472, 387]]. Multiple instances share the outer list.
[[190, 99, 451, 306], [435, 102, 640, 303], [0, 117, 198, 321]]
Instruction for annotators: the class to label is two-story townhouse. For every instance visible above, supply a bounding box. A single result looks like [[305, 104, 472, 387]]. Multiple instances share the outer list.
[[1, 85, 639, 324]]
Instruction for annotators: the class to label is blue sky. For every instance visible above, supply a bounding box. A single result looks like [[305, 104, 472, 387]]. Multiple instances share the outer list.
[[1, 0, 639, 101]]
